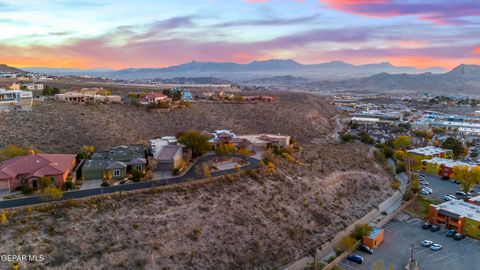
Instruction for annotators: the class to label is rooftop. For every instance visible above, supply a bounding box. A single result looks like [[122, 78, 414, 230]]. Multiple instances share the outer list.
[[408, 146, 451, 156], [433, 200, 480, 221], [155, 145, 182, 160], [422, 157, 472, 168], [0, 154, 76, 180], [367, 228, 384, 239]]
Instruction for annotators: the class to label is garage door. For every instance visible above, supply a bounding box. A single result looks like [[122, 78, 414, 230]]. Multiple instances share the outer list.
[[157, 162, 173, 171], [0, 180, 10, 190]]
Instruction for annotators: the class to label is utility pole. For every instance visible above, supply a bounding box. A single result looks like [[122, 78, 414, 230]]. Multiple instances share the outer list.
[[406, 243, 419, 270]]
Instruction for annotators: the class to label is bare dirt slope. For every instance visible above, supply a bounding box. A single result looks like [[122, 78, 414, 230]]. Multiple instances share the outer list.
[[0, 143, 393, 270], [0, 92, 335, 153]]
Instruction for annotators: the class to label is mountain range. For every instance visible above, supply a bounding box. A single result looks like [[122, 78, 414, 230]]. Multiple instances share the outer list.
[[311, 64, 480, 94], [22, 59, 446, 80]]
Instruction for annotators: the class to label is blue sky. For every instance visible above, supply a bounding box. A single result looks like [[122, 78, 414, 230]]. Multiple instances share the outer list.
[[0, 0, 478, 69]]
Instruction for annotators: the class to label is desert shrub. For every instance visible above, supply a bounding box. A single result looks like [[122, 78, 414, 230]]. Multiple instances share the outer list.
[[391, 180, 401, 190], [341, 133, 356, 142], [21, 186, 35, 195], [351, 224, 372, 240], [63, 181, 75, 190]]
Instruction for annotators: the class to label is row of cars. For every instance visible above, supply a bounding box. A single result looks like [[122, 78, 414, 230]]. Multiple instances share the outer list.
[[419, 177, 433, 196], [420, 222, 466, 252]]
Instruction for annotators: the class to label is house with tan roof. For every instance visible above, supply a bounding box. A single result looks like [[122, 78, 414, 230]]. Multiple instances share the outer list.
[[0, 154, 77, 191]]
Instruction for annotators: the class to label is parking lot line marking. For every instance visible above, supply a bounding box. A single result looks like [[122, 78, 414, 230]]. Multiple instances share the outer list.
[[441, 254, 469, 267], [406, 218, 421, 224], [433, 252, 457, 262], [339, 261, 358, 270]]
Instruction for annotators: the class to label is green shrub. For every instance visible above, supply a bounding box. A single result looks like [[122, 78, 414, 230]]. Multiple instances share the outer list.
[[63, 181, 75, 190], [21, 186, 35, 195], [101, 182, 110, 187]]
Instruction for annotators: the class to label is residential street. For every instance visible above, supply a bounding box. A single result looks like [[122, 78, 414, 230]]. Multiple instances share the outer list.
[[0, 153, 261, 209]]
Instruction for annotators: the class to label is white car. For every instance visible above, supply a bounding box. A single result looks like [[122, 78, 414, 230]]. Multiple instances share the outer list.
[[420, 181, 429, 186], [421, 240, 433, 247], [430, 243, 442, 251], [421, 189, 431, 196], [423, 187, 433, 193]]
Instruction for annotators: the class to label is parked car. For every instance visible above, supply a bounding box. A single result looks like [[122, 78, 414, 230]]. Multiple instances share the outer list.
[[430, 225, 440, 232], [451, 179, 460, 184], [421, 189, 430, 196], [446, 230, 456, 237], [441, 176, 449, 180], [430, 243, 442, 251], [421, 240, 433, 247], [423, 187, 433, 193], [358, 245, 373, 254], [443, 195, 453, 201], [447, 195, 457, 200], [422, 223, 432, 230], [453, 233, 466, 240], [346, 254, 364, 264], [421, 181, 429, 186], [456, 191, 467, 196]]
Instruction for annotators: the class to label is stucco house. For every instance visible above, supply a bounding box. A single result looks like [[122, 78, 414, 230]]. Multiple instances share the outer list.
[[154, 145, 184, 171], [81, 145, 146, 181], [0, 154, 77, 191]]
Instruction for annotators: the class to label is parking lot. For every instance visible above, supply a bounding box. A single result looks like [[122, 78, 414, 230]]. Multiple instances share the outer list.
[[340, 215, 480, 270], [421, 174, 480, 201]]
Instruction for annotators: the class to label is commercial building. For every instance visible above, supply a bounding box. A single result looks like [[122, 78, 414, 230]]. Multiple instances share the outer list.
[[429, 200, 480, 239], [407, 146, 453, 170], [421, 157, 475, 178]]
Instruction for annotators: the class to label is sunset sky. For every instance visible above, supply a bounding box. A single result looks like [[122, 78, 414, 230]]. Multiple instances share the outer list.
[[0, 0, 479, 69]]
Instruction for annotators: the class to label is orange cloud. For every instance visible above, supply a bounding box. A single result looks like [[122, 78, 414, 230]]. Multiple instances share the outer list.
[[474, 47, 480, 54]]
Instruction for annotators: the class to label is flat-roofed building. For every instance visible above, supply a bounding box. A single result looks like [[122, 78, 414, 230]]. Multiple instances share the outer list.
[[429, 200, 480, 239]]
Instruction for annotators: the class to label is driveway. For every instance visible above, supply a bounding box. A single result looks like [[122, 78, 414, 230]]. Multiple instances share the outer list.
[[80, 179, 103, 190], [0, 189, 10, 201], [340, 215, 480, 270]]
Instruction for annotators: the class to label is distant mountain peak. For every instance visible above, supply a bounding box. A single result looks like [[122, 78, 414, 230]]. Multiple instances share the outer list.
[[0, 64, 25, 74]]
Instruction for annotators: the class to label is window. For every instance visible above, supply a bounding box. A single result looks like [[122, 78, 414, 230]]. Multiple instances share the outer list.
[[135, 165, 142, 171], [113, 170, 120, 177]]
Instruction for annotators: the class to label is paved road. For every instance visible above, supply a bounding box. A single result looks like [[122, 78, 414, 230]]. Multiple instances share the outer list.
[[0, 153, 260, 210]]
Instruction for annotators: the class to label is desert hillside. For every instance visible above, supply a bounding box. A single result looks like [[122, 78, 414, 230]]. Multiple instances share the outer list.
[[0, 92, 336, 153], [0, 143, 393, 270]]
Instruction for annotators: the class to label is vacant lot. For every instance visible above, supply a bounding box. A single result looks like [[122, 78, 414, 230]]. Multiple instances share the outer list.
[[0, 143, 394, 270], [0, 91, 335, 153]]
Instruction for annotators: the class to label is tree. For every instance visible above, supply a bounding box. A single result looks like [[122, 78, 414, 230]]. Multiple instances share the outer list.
[[42, 85, 60, 96], [393, 150, 407, 161], [78, 145, 96, 159], [178, 130, 211, 158], [335, 236, 356, 253], [359, 131, 375, 145], [238, 148, 251, 161], [442, 137, 466, 157], [351, 224, 372, 240], [130, 169, 144, 182], [0, 211, 7, 224], [215, 143, 236, 157], [39, 177, 52, 191], [0, 145, 34, 161], [392, 136, 412, 150], [452, 166, 477, 194]]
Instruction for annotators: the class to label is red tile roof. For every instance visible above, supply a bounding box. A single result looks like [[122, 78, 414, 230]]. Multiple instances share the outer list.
[[0, 154, 76, 180]]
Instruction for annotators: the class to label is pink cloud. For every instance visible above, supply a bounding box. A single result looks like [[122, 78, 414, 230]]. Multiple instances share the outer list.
[[321, 0, 480, 25]]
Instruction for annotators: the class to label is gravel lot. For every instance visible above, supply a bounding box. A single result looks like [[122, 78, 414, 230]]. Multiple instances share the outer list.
[[340, 215, 480, 270]]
